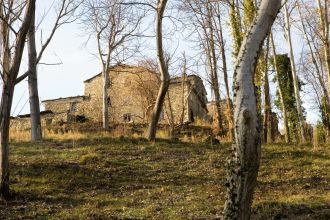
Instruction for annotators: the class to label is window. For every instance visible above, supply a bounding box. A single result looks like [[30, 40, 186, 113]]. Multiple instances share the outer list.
[[69, 102, 77, 113], [123, 113, 131, 122], [107, 97, 112, 107]]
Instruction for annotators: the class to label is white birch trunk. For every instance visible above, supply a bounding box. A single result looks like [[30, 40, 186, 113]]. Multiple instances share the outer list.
[[222, 1, 282, 219]]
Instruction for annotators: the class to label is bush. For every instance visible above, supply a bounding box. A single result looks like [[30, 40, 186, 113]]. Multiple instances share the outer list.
[[313, 122, 327, 147]]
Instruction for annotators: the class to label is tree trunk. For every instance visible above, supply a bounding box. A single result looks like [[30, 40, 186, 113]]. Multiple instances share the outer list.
[[229, 0, 243, 57], [28, 9, 42, 141], [147, 0, 169, 141], [316, 0, 330, 98], [205, 37, 222, 136], [0, 85, 14, 198], [206, 2, 222, 136], [270, 33, 290, 144], [297, 1, 330, 135], [179, 55, 187, 126], [297, 2, 329, 103], [102, 66, 109, 130], [263, 37, 272, 143], [0, 0, 35, 198], [164, 91, 175, 138], [217, 13, 234, 140], [284, 3, 306, 143], [222, 1, 282, 219]]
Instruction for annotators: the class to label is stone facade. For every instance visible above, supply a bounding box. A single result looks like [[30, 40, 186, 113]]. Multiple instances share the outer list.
[[10, 111, 54, 131], [79, 65, 159, 123], [39, 64, 209, 125], [165, 75, 208, 124]]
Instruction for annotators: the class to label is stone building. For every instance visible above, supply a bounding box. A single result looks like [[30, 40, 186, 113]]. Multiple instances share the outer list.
[[164, 75, 208, 124], [39, 64, 209, 125]]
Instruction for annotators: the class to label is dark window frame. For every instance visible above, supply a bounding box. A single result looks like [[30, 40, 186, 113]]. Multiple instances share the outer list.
[[69, 102, 77, 113], [123, 113, 131, 122]]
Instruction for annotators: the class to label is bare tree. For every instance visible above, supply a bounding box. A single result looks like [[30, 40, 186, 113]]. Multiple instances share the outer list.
[[315, 0, 330, 98], [214, 5, 234, 140], [147, 0, 169, 141], [297, 0, 330, 134], [0, 0, 35, 199], [222, 0, 282, 218], [270, 32, 291, 143], [283, 2, 307, 143], [262, 37, 273, 143], [26, 7, 41, 141], [182, 0, 224, 137], [26, 0, 80, 141], [81, 0, 143, 130]]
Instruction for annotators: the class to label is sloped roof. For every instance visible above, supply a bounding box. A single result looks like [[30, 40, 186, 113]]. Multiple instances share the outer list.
[[170, 74, 202, 84], [83, 64, 134, 83], [15, 110, 53, 118], [41, 95, 85, 103]]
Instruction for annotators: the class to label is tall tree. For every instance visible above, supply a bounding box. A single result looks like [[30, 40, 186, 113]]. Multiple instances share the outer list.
[[284, 3, 307, 143], [214, 5, 234, 139], [183, 0, 230, 137], [273, 54, 302, 142], [270, 33, 291, 143], [315, 0, 330, 98], [263, 37, 273, 143], [27, 7, 41, 141], [222, 1, 282, 219], [147, 0, 169, 141], [81, 0, 143, 130], [223, 0, 281, 219], [0, 0, 35, 199], [229, 0, 243, 57], [230, 0, 267, 139], [297, 0, 330, 135], [24, 0, 80, 141], [205, 1, 223, 136]]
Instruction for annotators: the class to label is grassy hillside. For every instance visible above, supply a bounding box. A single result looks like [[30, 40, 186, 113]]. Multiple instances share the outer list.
[[1, 135, 329, 219]]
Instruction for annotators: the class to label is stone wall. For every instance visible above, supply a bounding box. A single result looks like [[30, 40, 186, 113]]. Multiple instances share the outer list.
[[40, 65, 209, 126], [82, 65, 160, 123], [10, 113, 55, 131], [186, 76, 208, 121], [43, 96, 85, 124], [165, 75, 208, 124]]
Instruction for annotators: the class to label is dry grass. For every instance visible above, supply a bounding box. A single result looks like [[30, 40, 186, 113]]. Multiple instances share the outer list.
[[9, 124, 216, 144], [1, 133, 330, 219]]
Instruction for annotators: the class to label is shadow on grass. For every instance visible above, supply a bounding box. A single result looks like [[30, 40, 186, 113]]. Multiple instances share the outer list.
[[2, 139, 328, 219], [1, 138, 229, 219], [252, 202, 330, 220]]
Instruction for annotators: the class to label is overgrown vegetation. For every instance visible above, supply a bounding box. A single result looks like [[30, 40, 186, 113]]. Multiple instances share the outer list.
[[1, 134, 329, 219]]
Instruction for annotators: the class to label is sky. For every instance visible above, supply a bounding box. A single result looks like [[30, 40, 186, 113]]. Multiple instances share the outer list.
[[10, 0, 321, 127]]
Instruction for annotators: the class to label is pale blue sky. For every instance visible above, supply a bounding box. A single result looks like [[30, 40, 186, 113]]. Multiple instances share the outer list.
[[10, 0, 320, 127]]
